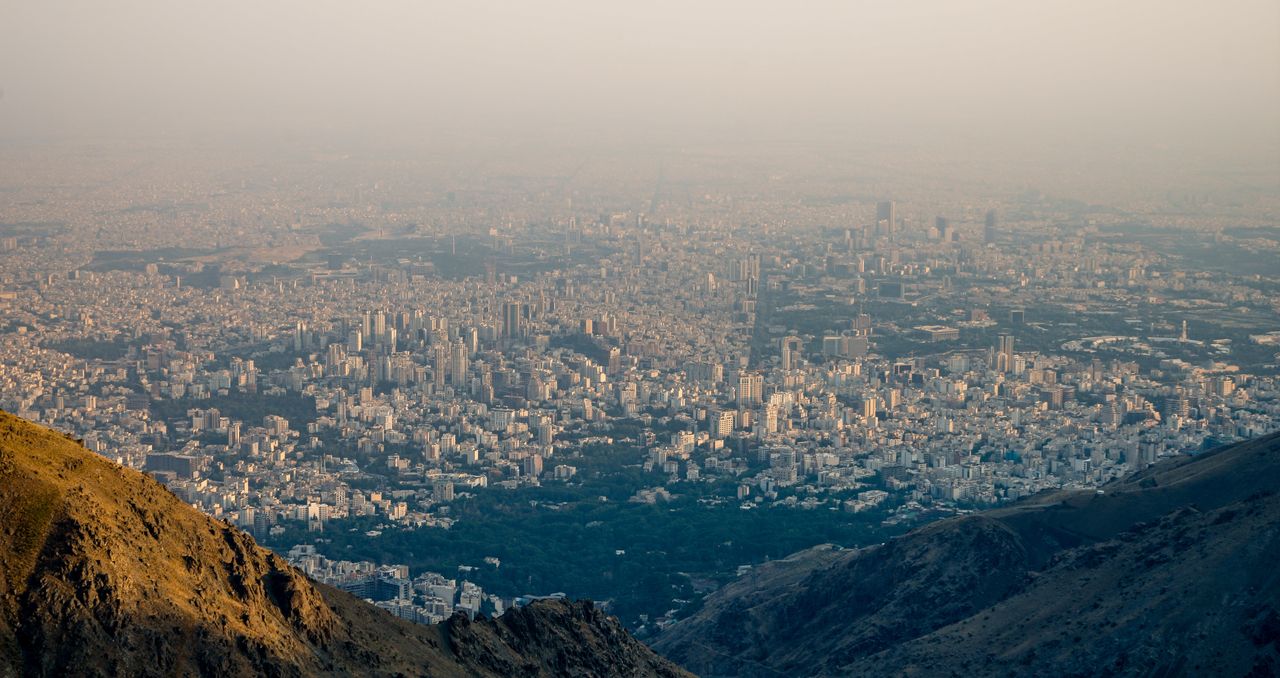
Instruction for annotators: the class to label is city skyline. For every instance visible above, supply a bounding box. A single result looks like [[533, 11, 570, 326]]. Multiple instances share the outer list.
[[0, 3, 1277, 674], [1, 138, 1276, 631]]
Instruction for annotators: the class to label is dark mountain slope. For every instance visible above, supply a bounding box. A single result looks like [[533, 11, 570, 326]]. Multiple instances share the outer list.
[[985, 431, 1280, 566], [656, 432, 1280, 677], [852, 492, 1280, 676], [0, 410, 690, 678]]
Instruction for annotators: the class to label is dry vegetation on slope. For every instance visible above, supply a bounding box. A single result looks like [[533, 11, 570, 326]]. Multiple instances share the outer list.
[[0, 410, 690, 678]]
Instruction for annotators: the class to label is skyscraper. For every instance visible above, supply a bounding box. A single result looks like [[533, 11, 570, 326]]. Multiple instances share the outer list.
[[433, 345, 448, 388], [984, 209, 998, 244], [737, 372, 764, 406], [876, 201, 896, 237], [449, 340, 468, 385], [780, 337, 804, 371], [997, 334, 1015, 373], [502, 301, 524, 339]]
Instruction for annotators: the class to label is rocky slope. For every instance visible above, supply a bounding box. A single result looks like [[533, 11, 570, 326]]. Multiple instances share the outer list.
[[655, 432, 1280, 677], [0, 410, 691, 678]]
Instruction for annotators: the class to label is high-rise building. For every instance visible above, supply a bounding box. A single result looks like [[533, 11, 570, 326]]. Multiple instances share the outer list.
[[502, 302, 524, 339], [762, 405, 779, 434], [737, 372, 764, 406], [984, 209, 998, 244], [688, 361, 723, 384], [997, 334, 1015, 373], [522, 454, 544, 478], [433, 345, 448, 388], [326, 342, 345, 369], [875, 201, 896, 236], [449, 340, 468, 384], [713, 410, 736, 438], [293, 321, 307, 352], [935, 216, 956, 242], [780, 336, 804, 370], [852, 313, 873, 334], [877, 281, 904, 299]]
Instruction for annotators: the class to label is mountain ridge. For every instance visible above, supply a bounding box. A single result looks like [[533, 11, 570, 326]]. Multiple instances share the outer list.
[[655, 432, 1280, 677], [0, 409, 691, 677]]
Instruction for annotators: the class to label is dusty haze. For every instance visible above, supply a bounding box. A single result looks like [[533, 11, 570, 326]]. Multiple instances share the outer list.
[[1, 0, 1276, 153]]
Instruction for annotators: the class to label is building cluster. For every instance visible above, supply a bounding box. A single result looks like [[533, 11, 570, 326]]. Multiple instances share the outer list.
[[2, 154, 1277, 593], [285, 545, 557, 625]]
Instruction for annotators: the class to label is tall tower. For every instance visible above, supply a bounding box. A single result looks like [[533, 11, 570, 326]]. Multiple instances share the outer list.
[[997, 334, 1015, 373], [433, 345, 448, 388], [876, 201, 896, 237], [449, 339, 468, 385], [862, 395, 878, 421], [502, 301, 524, 339], [935, 216, 951, 241], [780, 336, 804, 371], [984, 209, 998, 244], [737, 372, 763, 406]]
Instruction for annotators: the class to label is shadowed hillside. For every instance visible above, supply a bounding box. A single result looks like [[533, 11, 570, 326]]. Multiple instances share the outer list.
[[656, 432, 1280, 677]]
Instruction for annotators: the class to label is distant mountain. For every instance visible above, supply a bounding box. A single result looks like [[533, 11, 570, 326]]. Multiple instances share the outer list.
[[655, 432, 1280, 677], [0, 411, 690, 678]]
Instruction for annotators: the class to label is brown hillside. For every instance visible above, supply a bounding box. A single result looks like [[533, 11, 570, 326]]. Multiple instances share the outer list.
[[0, 410, 691, 678]]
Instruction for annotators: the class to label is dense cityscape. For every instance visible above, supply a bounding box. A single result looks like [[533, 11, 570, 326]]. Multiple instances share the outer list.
[[1, 1, 1277, 675], [2, 143, 1276, 631]]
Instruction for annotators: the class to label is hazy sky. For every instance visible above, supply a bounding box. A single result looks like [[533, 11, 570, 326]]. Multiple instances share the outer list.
[[2, 0, 1277, 151]]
